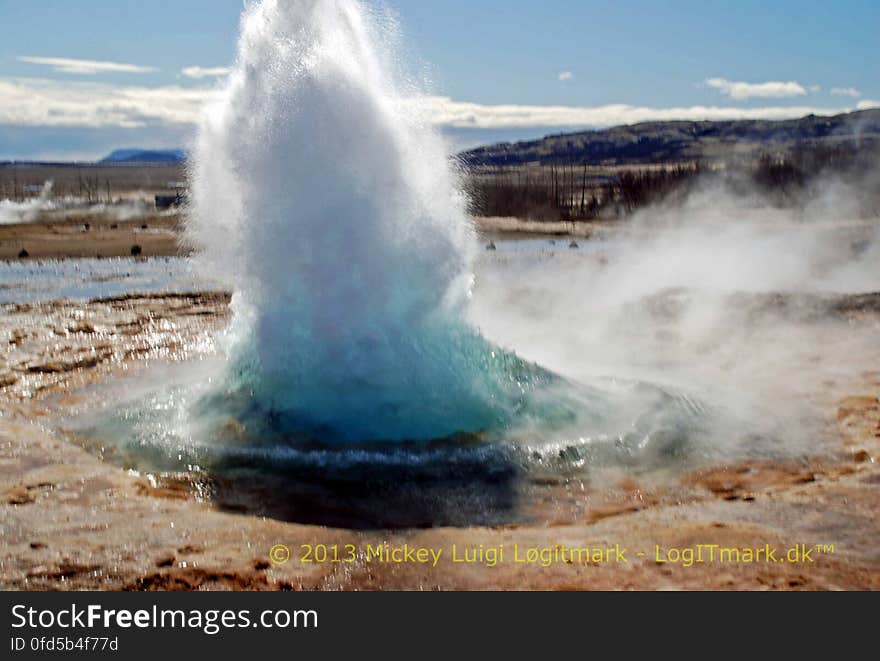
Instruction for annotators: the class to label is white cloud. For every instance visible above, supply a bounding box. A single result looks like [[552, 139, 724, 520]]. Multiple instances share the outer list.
[[704, 77, 811, 100], [831, 87, 862, 98], [17, 56, 157, 75], [414, 96, 851, 129], [557, 71, 573, 82], [0, 77, 215, 128], [857, 99, 880, 110], [0, 76, 864, 132], [181, 66, 232, 79]]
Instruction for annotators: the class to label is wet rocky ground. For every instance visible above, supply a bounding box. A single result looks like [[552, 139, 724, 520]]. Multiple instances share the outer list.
[[1, 290, 878, 590]]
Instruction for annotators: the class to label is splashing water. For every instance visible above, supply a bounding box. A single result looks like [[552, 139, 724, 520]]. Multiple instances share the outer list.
[[187, 0, 575, 442]]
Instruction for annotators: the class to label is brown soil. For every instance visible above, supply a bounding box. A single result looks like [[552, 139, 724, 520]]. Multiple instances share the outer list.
[[0, 215, 186, 260]]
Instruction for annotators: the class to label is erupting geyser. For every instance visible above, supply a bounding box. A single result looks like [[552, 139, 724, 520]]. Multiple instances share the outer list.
[[47, 0, 860, 533], [187, 0, 558, 442]]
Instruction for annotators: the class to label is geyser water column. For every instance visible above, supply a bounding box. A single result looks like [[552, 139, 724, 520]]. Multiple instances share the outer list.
[[187, 0, 557, 442]]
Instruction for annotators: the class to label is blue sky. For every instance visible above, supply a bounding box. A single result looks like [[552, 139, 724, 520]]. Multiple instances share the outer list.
[[0, 0, 877, 159]]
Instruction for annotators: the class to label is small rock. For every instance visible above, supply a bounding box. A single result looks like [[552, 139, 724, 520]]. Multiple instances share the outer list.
[[30, 542, 47, 550], [853, 449, 872, 463], [6, 486, 34, 505], [155, 555, 175, 568], [569, 240, 579, 249], [67, 322, 95, 334], [177, 545, 204, 554]]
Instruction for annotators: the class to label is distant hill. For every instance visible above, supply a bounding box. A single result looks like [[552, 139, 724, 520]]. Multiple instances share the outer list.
[[459, 108, 880, 167], [100, 149, 186, 164]]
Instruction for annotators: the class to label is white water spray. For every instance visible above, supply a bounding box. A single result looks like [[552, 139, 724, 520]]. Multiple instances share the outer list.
[[188, 0, 560, 441]]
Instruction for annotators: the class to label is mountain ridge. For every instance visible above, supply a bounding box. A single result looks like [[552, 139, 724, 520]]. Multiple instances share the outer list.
[[99, 149, 186, 164], [459, 108, 880, 167]]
